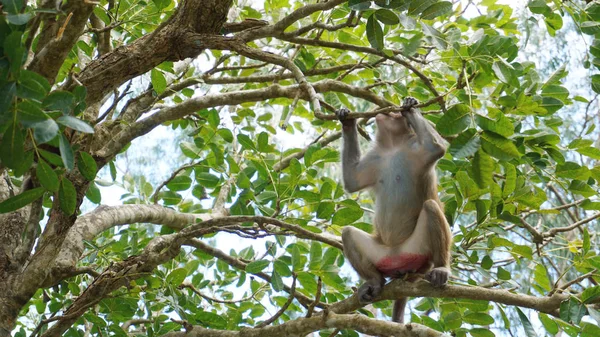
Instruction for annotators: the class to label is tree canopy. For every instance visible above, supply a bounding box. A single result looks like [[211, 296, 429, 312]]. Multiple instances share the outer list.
[[1, 0, 600, 336]]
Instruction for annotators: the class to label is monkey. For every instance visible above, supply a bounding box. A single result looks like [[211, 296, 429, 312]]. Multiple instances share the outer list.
[[336, 97, 452, 323]]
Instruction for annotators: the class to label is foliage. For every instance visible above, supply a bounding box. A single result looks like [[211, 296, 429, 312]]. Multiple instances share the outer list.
[[1, 0, 600, 337]]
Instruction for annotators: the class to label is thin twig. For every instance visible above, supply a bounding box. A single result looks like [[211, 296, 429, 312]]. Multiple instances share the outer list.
[[305, 277, 323, 318], [255, 273, 298, 328]]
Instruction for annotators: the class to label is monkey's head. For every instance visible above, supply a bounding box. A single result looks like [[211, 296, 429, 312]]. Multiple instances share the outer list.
[[375, 112, 413, 147]]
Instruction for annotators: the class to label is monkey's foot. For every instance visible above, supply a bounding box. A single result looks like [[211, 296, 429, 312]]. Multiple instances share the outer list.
[[403, 97, 419, 108], [335, 107, 355, 126], [357, 279, 383, 304], [425, 267, 449, 287]]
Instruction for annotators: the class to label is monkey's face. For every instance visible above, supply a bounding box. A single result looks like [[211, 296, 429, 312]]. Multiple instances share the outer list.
[[375, 113, 412, 147], [376, 113, 411, 135]]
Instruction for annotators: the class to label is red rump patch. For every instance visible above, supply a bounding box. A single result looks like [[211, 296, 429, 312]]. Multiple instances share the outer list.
[[376, 253, 429, 276]]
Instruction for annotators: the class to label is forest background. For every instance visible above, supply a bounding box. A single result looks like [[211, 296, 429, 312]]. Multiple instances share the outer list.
[[1, 0, 600, 337]]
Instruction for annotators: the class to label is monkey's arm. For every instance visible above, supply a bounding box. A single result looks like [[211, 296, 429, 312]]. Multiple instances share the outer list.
[[403, 100, 446, 163], [337, 109, 380, 192]]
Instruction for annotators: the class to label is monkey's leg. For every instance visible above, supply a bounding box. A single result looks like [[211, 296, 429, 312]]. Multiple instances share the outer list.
[[341, 226, 389, 303], [401, 199, 452, 287]]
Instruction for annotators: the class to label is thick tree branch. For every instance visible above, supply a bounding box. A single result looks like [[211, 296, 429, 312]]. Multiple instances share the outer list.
[[72, 0, 233, 105], [96, 79, 394, 159], [163, 312, 442, 337], [28, 1, 94, 83], [329, 279, 567, 318], [236, 0, 346, 41]]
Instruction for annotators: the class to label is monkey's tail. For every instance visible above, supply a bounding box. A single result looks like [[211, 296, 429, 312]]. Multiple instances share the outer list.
[[392, 297, 408, 323]]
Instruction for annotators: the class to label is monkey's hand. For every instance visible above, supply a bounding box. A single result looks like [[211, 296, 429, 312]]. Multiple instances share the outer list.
[[425, 267, 449, 287], [357, 279, 383, 304], [402, 97, 419, 111], [335, 107, 356, 127]]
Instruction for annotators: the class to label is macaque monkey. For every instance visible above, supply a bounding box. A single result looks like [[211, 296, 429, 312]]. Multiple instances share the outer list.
[[337, 97, 452, 323]]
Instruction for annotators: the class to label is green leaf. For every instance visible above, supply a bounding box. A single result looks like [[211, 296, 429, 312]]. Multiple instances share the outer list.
[[374, 9, 399, 25], [257, 132, 270, 152], [196, 172, 220, 188], [218, 128, 233, 142], [7, 13, 30, 26], [582, 21, 600, 35], [469, 328, 495, 337], [366, 15, 384, 50], [463, 313, 495, 325], [273, 259, 292, 277], [0, 187, 44, 213], [57, 116, 94, 134], [151, 69, 167, 94], [32, 119, 59, 143], [556, 161, 590, 180], [86, 182, 101, 204], [13, 151, 33, 177], [43, 91, 75, 114], [420, 1, 452, 20], [577, 146, 600, 159], [421, 22, 447, 49], [534, 264, 551, 291], [18, 70, 50, 100], [17, 100, 49, 125], [409, 0, 437, 15], [246, 259, 270, 274], [37, 159, 59, 192], [592, 74, 600, 94], [560, 298, 587, 324], [237, 134, 256, 151], [472, 150, 494, 188], [0, 122, 24, 169], [59, 134, 74, 170], [538, 313, 558, 335], [568, 180, 596, 197], [152, 0, 170, 10], [1, 0, 24, 14], [271, 269, 284, 291], [59, 178, 77, 215], [166, 268, 187, 286], [516, 307, 537, 337], [475, 114, 514, 137], [540, 96, 563, 114], [480, 131, 520, 160], [449, 129, 480, 159], [292, 245, 302, 271], [492, 59, 517, 87], [582, 323, 600, 337], [528, 0, 550, 15], [582, 286, 600, 304], [436, 104, 471, 136], [309, 242, 322, 270], [332, 207, 363, 226], [502, 163, 516, 197], [348, 0, 370, 11], [77, 152, 97, 181], [497, 267, 511, 280], [167, 176, 192, 191], [0, 82, 16, 115], [316, 201, 335, 219]]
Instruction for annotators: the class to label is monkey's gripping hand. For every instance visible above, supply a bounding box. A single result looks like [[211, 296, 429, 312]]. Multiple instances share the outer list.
[[425, 267, 449, 287], [336, 107, 356, 127], [357, 279, 384, 304], [402, 97, 419, 111]]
